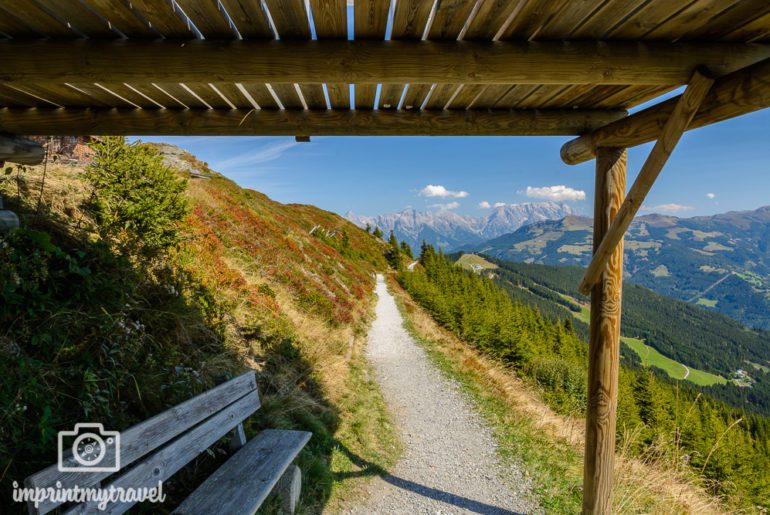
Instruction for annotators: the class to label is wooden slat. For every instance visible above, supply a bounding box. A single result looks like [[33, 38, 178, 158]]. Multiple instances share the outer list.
[[66, 83, 137, 107], [310, 0, 348, 109], [270, 83, 304, 109], [401, 84, 431, 110], [491, 84, 539, 108], [499, 0, 571, 40], [540, 83, 596, 108], [13, 83, 111, 107], [95, 83, 164, 108], [127, 0, 194, 38], [578, 70, 714, 295], [0, 107, 627, 136], [0, 1, 74, 37], [446, 84, 484, 109], [82, 0, 159, 38], [570, 0, 648, 39], [264, 0, 311, 39], [422, 83, 460, 109], [537, 0, 608, 39], [561, 58, 770, 164], [583, 146, 627, 515], [465, 85, 512, 109], [25, 372, 258, 514], [38, 0, 119, 38], [176, 0, 235, 38], [299, 84, 328, 109], [516, 85, 571, 108], [0, 134, 44, 165], [0, 85, 43, 107], [680, 0, 770, 41], [0, 11, 42, 38], [184, 83, 233, 108], [722, 11, 770, 43], [427, 0, 477, 40], [151, 82, 207, 108], [6, 40, 766, 87], [642, 0, 737, 41], [378, 84, 405, 110], [353, 0, 390, 110], [463, 0, 525, 40], [219, 0, 273, 39], [606, 0, 692, 39], [64, 392, 261, 515], [236, 83, 280, 109], [174, 430, 311, 515], [122, 83, 171, 108], [211, 82, 254, 108]]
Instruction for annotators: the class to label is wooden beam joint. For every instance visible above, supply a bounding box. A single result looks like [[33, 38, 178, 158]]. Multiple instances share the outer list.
[[578, 69, 715, 295]]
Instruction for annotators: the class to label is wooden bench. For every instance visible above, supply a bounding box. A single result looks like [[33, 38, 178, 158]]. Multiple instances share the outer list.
[[24, 371, 311, 514]]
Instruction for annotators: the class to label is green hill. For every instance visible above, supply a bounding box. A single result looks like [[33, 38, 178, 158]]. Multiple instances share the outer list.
[[465, 210, 770, 330]]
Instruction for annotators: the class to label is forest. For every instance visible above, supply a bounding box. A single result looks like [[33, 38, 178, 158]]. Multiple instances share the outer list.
[[482, 258, 770, 417], [398, 244, 770, 509]]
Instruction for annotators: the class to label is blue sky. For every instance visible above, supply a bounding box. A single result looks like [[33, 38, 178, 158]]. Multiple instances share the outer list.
[[133, 106, 770, 219]]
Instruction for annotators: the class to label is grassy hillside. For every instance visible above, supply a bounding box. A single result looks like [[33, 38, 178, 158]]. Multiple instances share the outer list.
[[0, 140, 396, 512]]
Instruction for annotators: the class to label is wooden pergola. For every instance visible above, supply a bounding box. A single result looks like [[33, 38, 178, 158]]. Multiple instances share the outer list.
[[1, 1, 769, 513]]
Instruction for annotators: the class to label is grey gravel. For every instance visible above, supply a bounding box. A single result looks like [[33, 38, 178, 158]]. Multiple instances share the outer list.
[[349, 275, 537, 515]]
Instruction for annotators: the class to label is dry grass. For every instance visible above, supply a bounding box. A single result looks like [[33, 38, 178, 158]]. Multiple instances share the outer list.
[[386, 274, 726, 514]]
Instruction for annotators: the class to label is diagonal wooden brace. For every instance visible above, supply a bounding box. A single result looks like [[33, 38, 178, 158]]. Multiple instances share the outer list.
[[578, 69, 715, 295]]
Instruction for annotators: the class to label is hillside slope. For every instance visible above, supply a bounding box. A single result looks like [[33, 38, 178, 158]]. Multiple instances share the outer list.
[[466, 209, 770, 329], [0, 141, 396, 512]]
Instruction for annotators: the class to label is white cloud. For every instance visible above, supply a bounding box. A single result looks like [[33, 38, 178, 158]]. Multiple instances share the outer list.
[[641, 203, 695, 214], [493, 202, 507, 208], [419, 184, 469, 198], [479, 201, 491, 209], [213, 140, 299, 169], [525, 185, 586, 202], [428, 201, 460, 210], [706, 192, 716, 199]]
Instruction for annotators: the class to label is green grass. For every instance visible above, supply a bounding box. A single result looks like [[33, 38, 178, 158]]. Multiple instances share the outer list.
[[620, 336, 727, 386], [696, 298, 718, 308], [456, 253, 498, 272]]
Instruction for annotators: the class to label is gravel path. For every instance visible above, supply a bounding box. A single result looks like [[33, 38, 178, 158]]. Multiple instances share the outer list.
[[350, 275, 536, 514]]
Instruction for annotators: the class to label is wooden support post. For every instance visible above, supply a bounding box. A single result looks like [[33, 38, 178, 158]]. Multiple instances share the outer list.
[[583, 147, 627, 515], [0, 134, 44, 164], [578, 70, 714, 294]]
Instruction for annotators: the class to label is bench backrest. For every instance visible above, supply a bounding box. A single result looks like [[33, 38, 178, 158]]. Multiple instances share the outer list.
[[25, 371, 260, 515]]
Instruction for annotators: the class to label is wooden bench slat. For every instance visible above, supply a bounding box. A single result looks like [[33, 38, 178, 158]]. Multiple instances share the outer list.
[[27, 371, 258, 514], [64, 390, 261, 515], [172, 429, 312, 515]]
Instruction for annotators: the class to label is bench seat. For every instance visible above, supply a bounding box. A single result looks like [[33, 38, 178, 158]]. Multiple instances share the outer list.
[[174, 429, 311, 515]]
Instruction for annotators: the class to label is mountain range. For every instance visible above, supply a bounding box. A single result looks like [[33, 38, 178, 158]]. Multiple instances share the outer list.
[[463, 208, 770, 330], [346, 202, 576, 252]]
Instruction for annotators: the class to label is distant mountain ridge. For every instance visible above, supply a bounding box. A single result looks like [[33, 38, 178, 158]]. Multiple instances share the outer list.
[[464, 207, 770, 329], [346, 202, 576, 252]]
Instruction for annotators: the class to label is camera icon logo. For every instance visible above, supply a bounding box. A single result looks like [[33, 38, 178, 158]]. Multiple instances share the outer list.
[[58, 423, 121, 473]]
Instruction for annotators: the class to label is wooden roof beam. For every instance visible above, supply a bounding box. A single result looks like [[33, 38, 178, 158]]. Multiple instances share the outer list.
[[0, 40, 768, 86], [578, 70, 715, 295], [0, 108, 627, 137], [561, 58, 770, 165], [0, 134, 44, 164]]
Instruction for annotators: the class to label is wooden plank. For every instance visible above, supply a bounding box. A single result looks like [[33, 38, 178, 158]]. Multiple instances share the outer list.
[[605, 0, 690, 39], [176, 0, 235, 38], [236, 82, 280, 109], [463, 0, 526, 41], [82, 0, 159, 38], [384, 0, 433, 111], [537, 0, 608, 39], [0, 10, 42, 38], [570, 0, 648, 39], [0, 1, 75, 37], [127, 0, 194, 38], [184, 83, 234, 108], [219, 0, 273, 39], [1, 83, 106, 108], [122, 83, 171, 108], [4, 40, 767, 86], [25, 371, 258, 514], [97, 82, 167, 108], [66, 83, 137, 108], [492, 84, 540, 108], [0, 84, 58, 107], [422, 83, 461, 109], [38, 0, 119, 38], [264, 0, 311, 39], [64, 392, 261, 515], [643, 0, 738, 41], [0, 107, 627, 136], [173, 429, 312, 515], [561, 58, 770, 164], [583, 146, 627, 515], [0, 134, 44, 164], [153, 82, 210, 108], [427, 0, 477, 40], [270, 83, 304, 109], [578, 70, 714, 295], [210, 82, 253, 108], [464, 85, 512, 109], [499, 0, 570, 40], [299, 84, 328, 109], [680, 0, 770, 41], [353, 0, 390, 109]]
